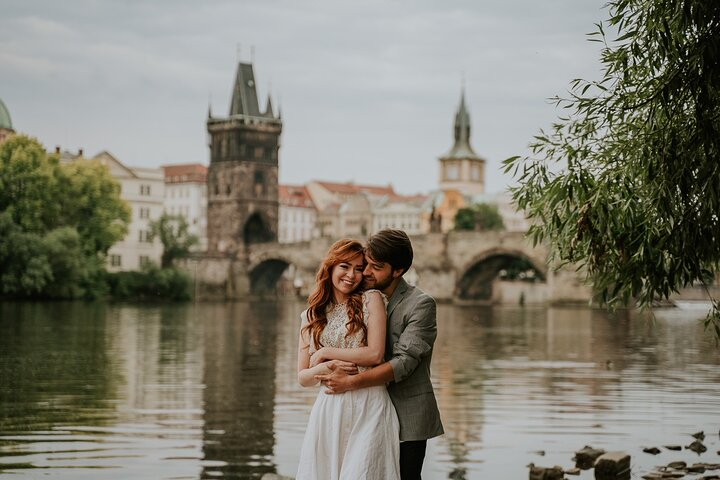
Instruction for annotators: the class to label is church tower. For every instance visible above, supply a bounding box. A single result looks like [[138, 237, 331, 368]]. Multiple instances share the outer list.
[[438, 89, 486, 196], [206, 62, 282, 254]]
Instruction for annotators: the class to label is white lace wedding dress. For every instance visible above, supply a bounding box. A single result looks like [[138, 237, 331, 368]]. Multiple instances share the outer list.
[[296, 291, 400, 480]]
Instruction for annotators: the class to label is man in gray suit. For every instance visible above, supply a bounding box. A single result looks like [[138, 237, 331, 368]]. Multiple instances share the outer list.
[[316, 229, 444, 480]]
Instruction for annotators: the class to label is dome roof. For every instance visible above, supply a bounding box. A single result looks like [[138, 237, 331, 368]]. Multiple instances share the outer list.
[[0, 98, 12, 130]]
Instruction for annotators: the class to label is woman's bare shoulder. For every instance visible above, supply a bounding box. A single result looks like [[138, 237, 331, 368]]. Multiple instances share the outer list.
[[362, 289, 388, 306]]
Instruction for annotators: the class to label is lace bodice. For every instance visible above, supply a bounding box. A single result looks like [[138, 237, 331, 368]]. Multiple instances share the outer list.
[[307, 289, 387, 355]]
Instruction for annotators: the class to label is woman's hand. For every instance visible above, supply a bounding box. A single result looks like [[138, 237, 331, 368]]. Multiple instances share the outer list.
[[309, 347, 327, 367]]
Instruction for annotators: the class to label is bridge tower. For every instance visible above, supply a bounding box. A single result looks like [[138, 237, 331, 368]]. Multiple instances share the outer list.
[[438, 88, 486, 196], [206, 62, 282, 254]]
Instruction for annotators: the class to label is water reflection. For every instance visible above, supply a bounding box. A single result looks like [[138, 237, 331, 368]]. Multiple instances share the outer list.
[[0, 301, 718, 480], [201, 302, 279, 479]]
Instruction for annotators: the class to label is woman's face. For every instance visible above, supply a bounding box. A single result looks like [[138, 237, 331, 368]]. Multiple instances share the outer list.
[[330, 253, 365, 302]]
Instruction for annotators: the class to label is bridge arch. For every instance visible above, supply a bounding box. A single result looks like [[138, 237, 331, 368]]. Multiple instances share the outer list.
[[455, 248, 547, 302], [247, 248, 319, 296]]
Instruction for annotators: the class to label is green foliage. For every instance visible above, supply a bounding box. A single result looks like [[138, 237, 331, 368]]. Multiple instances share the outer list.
[[57, 158, 131, 254], [0, 135, 129, 299], [503, 0, 720, 337], [148, 213, 199, 268], [0, 211, 109, 299], [454, 203, 505, 231], [0, 135, 61, 233], [107, 265, 191, 301], [0, 211, 52, 295]]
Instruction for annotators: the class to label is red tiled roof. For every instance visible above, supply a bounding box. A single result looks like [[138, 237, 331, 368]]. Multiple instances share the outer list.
[[162, 163, 207, 183], [392, 193, 428, 203], [314, 180, 396, 197], [279, 184, 315, 208]]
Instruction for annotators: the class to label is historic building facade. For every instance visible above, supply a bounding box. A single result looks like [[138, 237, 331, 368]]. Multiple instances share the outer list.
[[206, 62, 282, 254], [82, 151, 165, 271], [162, 163, 208, 251], [438, 90, 486, 196], [278, 184, 316, 243]]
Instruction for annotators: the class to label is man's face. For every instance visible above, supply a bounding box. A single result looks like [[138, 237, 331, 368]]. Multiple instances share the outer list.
[[362, 254, 399, 294]]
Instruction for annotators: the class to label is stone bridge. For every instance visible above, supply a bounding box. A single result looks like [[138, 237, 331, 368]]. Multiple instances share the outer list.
[[184, 231, 591, 304]]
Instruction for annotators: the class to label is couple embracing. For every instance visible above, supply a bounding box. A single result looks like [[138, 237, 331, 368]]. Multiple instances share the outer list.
[[296, 229, 444, 480]]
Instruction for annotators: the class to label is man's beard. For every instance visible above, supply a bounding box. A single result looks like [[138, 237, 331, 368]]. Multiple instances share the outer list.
[[363, 274, 393, 291]]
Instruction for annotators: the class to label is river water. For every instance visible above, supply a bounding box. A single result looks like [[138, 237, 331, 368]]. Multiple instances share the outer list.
[[0, 301, 718, 479]]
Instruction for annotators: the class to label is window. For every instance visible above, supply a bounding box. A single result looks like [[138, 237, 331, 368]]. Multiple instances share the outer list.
[[138, 230, 152, 243], [445, 163, 459, 181], [254, 170, 265, 196], [110, 255, 122, 267], [139, 207, 150, 219], [139, 255, 151, 267], [140, 184, 151, 195], [471, 163, 482, 181]]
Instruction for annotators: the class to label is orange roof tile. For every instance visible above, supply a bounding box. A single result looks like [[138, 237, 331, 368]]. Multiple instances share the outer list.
[[314, 180, 396, 197], [279, 184, 315, 208], [162, 163, 207, 183]]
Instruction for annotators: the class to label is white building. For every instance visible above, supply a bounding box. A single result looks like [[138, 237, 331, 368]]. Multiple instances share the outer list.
[[278, 184, 316, 243], [93, 151, 165, 271], [305, 180, 399, 238], [371, 195, 427, 235], [162, 164, 208, 251]]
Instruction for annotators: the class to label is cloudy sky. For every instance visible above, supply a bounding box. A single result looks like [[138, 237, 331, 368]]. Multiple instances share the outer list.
[[1, 0, 608, 195]]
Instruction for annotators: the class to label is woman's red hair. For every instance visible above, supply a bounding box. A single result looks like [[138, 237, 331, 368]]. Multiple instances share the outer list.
[[302, 239, 367, 350]]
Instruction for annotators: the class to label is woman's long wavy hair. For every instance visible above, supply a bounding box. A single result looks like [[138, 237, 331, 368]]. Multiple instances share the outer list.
[[302, 239, 367, 350]]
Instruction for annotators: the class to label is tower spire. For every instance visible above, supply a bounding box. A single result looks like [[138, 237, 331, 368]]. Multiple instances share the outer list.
[[449, 87, 475, 158]]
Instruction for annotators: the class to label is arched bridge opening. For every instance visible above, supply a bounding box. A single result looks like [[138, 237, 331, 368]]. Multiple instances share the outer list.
[[249, 258, 291, 295], [456, 251, 546, 303]]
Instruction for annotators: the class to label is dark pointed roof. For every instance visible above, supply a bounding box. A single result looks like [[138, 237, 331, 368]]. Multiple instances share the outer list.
[[443, 89, 480, 159], [229, 62, 276, 119], [265, 95, 274, 117]]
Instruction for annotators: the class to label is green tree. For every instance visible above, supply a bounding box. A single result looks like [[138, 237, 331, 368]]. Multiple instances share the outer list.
[[504, 1, 720, 336], [148, 213, 199, 268], [0, 136, 130, 298], [57, 158, 131, 254], [454, 203, 504, 231], [0, 211, 52, 295], [0, 135, 61, 233]]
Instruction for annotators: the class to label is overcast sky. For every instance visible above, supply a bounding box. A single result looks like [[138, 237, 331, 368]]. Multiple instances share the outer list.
[[1, 0, 608, 195]]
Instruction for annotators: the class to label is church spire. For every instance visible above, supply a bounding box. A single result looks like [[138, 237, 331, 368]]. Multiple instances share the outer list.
[[229, 62, 261, 117], [446, 87, 477, 158], [265, 94, 274, 118]]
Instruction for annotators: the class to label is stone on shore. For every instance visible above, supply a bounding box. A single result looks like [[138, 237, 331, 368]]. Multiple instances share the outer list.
[[686, 440, 707, 454], [528, 463, 565, 480], [643, 447, 661, 455], [594, 451, 631, 480], [574, 445, 606, 469], [664, 445, 682, 451]]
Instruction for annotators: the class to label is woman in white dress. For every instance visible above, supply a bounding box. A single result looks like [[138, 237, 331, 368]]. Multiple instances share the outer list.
[[296, 239, 400, 480]]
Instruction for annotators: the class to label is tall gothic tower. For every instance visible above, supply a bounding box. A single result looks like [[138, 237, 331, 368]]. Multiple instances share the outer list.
[[206, 62, 282, 254], [438, 89, 486, 195]]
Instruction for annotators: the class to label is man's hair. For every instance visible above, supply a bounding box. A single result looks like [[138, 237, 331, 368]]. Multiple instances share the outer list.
[[366, 229, 413, 274]]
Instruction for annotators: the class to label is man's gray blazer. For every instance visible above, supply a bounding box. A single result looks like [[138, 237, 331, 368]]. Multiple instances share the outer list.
[[385, 278, 444, 442]]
